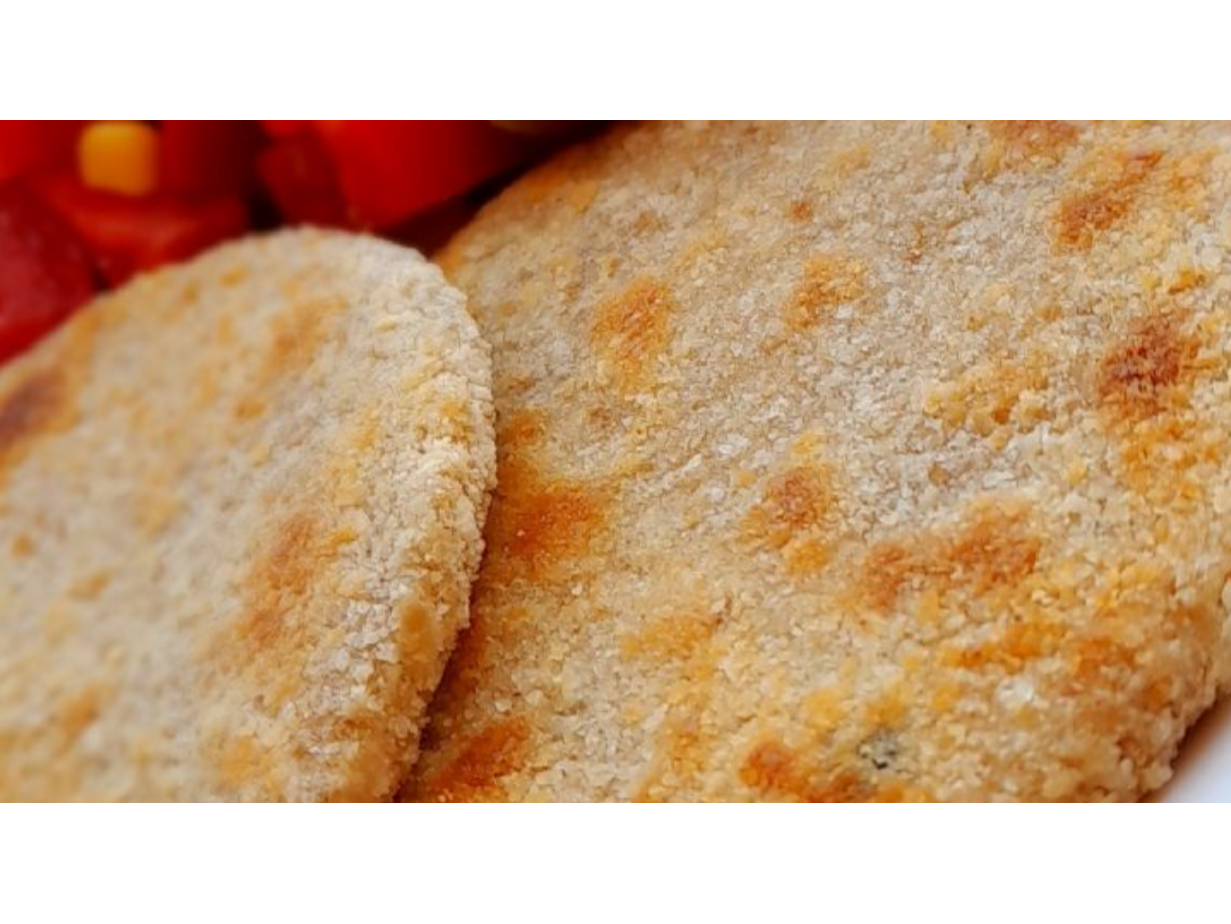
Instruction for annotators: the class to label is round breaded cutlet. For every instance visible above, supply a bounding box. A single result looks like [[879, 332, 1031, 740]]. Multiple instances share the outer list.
[[405, 121, 1231, 802], [0, 229, 495, 801]]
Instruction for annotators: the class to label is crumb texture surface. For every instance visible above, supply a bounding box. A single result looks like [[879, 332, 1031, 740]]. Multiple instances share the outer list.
[[408, 121, 1231, 801], [0, 229, 495, 801]]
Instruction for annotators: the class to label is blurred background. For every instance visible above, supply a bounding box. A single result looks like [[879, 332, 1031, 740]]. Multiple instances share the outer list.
[[0, 120, 597, 364]]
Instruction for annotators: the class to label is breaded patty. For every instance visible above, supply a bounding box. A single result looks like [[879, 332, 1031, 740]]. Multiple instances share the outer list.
[[0, 230, 495, 801], [406, 121, 1231, 801]]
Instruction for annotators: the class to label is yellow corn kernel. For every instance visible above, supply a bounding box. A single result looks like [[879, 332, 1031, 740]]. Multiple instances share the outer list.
[[78, 121, 160, 196]]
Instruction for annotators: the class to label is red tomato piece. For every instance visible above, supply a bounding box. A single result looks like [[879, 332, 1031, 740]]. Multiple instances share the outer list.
[[0, 121, 84, 183], [35, 173, 248, 285], [0, 181, 95, 362], [257, 132, 347, 227], [161, 120, 262, 196], [314, 121, 529, 228], [260, 119, 312, 138]]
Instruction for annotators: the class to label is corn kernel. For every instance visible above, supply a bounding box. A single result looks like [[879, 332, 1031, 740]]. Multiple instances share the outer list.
[[78, 121, 160, 196]]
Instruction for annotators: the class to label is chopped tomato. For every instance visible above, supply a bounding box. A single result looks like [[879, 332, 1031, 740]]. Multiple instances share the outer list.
[[0, 121, 83, 183], [35, 173, 248, 285], [314, 121, 529, 228], [0, 181, 95, 362], [161, 121, 262, 196], [261, 120, 311, 138], [257, 131, 347, 226]]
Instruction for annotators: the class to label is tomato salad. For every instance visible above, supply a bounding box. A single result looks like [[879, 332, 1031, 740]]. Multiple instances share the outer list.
[[0, 120, 572, 363]]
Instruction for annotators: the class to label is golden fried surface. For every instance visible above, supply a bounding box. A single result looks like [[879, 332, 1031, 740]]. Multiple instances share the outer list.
[[0, 230, 494, 800], [406, 121, 1231, 801]]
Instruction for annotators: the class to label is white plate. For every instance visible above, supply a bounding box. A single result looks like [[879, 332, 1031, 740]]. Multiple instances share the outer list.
[[1156, 698, 1231, 801]]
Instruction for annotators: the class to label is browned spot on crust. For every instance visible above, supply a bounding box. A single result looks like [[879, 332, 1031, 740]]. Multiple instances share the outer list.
[[390, 599, 438, 678], [0, 369, 73, 488], [497, 479, 605, 577], [210, 724, 299, 799], [497, 408, 545, 456], [1098, 313, 1197, 419], [981, 121, 1079, 176], [69, 571, 111, 601], [828, 145, 871, 178], [924, 352, 1051, 439], [788, 198, 814, 222], [1168, 267, 1207, 295], [0, 681, 114, 800], [216, 509, 338, 710], [10, 533, 34, 557], [630, 593, 729, 801], [945, 619, 1067, 673], [739, 739, 867, 802], [232, 294, 346, 421], [429, 611, 492, 706], [621, 611, 721, 664], [237, 513, 318, 651], [742, 465, 838, 577], [786, 254, 866, 331], [179, 279, 202, 304], [1166, 149, 1214, 215], [320, 709, 413, 802], [632, 210, 666, 237], [265, 295, 343, 379], [861, 503, 1040, 612], [220, 264, 250, 287], [233, 396, 265, 421], [761, 467, 833, 535], [54, 683, 111, 746], [418, 716, 529, 801], [431, 396, 476, 444], [484, 404, 609, 585], [949, 510, 1041, 594], [204, 506, 359, 797], [929, 121, 955, 144], [1095, 313, 1220, 500], [863, 543, 919, 611], [591, 278, 674, 393], [1070, 635, 1139, 685], [782, 538, 833, 575], [1117, 415, 1213, 503], [215, 314, 238, 348], [191, 365, 221, 410], [221, 738, 269, 787], [674, 228, 728, 270], [1056, 150, 1162, 250]]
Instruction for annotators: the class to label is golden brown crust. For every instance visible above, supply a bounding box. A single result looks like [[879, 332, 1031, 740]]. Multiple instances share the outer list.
[[0, 230, 495, 801], [406, 121, 1231, 801]]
